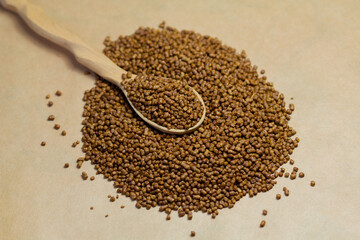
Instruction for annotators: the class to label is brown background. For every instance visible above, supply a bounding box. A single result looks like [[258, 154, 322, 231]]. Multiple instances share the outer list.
[[1, 0, 360, 239]]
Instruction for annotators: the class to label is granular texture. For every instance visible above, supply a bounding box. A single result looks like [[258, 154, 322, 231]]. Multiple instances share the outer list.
[[123, 75, 203, 130], [81, 24, 299, 219]]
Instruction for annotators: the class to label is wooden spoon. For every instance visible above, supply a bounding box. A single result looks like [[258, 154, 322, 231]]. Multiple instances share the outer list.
[[0, 0, 206, 134]]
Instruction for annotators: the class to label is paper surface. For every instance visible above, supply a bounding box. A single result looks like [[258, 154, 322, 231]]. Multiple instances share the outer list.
[[1, 0, 360, 239]]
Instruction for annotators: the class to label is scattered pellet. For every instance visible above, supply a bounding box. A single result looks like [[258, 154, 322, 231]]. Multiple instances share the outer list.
[[159, 21, 166, 29], [41, 141, 46, 146], [55, 90, 62, 96], [48, 115, 55, 121], [310, 181, 316, 187], [47, 101, 53, 107], [284, 172, 290, 178], [61, 130, 66, 136], [260, 69, 265, 74], [54, 124, 60, 130], [105, 214, 108, 218], [284, 189, 290, 196], [45, 94, 50, 99], [90, 206, 94, 210], [90, 176, 95, 181], [76, 140, 80, 144], [110, 196, 116, 202], [72, 142, 77, 147], [166, 215, 171, 221], [121, 205, 125, 208], [299, 172, 305, 178], [64, 163, 69, 168], [290, 160, 295, 165], [290, 173, 296, 180], [81, 171, 88, 180], [260, 220, 266, 228], [293, 167, 298, 172], [190, 231, 196, 237], [276, 194, 281, 200], [289, 104, 295, 111], [262, 209, 267, 216]]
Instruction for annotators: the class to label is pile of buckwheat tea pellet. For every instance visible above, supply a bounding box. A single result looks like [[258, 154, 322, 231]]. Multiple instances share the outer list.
[[123, 75, 203, 130], [80, 23, 299, 219]]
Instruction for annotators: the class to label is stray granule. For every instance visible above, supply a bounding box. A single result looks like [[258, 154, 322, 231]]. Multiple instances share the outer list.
[[41, 141, 46, 146], [81, 171, 88, 180], [61, 130, 66, 136], [284, 189, 289, 196], [284, 172, 290, 178], [54, 124, 60, 130], [310, 181, 316, 187], [190, 231, 196, 237], [290, 160, 295, 165], [105, 214, 108, 218], [299, 172, 305, 178], [110, 196, 116, 202], [80, 24, 299, 219], [72, 142, 77, 147], [47, 101, 53, 107], [48, 115, 55, 121], [90, 206, 94, 210], [116, 195, 119, 199], [55, 90, 62, 96], [262, 209, 267, 216], [260, 220, 266, 228], [90, 176, 95, 181], [276, 194, 281, 200], [166, 215, 171, 221], [64, 163, 69, 168], [123, 75, 203, 130], [121, 205, 125, 208], [45, 94, 50, 99], [107, 195, 111, 198]]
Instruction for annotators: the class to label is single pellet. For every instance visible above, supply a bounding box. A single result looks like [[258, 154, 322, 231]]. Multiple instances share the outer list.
[[54, 124, 60, 130], [48, 115, 55, 121], [310, 181, 316, 187], [110, 196, 116, 202], [90, 206, 94, 210], [284, 172, 290, 178], [81, 171, 88, 180], [166, 215, 171, 221], [276, 194, 281, 200], [90, 176, 95, 181], [260, 220, 266, 228], [190, 231, 196, 237], [47, 101, 53, 107], [105, 214, 108, 218], [64, 163, 69, 168], [290, 160, 295, 165], [45, 94, 50, 99], [299, 172, 305, 178], [121, 205, 125, 208], [262, 209, 267, 216], [61, 130, 66, 136], [41, 141, 46, 146], [55, 90, 62, 96]]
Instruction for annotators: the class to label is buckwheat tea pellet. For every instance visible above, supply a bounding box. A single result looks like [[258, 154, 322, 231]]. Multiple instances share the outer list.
[[41, 141, 46, 146], [260, 220, 266, 228], [80, 24, 299, 219], [48, 115, 55, 121]]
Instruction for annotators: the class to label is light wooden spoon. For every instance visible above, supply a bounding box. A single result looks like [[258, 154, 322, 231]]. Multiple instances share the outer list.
[[0, 0, 206, 134]]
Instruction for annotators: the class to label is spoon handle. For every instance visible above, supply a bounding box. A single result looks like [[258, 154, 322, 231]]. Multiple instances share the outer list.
[[0, 0, 127, 87]]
